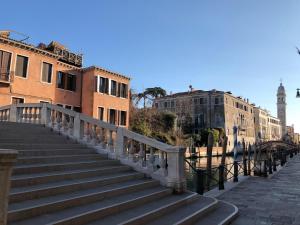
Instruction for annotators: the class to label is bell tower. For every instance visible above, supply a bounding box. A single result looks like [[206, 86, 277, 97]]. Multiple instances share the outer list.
[[277, 82, 286, 137]]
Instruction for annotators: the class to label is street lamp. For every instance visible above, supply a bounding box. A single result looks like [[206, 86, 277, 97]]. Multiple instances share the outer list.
[[297, 88, 300, 98]]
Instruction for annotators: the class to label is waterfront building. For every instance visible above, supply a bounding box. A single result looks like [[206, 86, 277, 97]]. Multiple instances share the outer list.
[[286, 125, 295, 141], [253, 107, 281, 142], [154, 88, 256, 151], [277, 82, 287, 136], [0, 31, 130, 126]]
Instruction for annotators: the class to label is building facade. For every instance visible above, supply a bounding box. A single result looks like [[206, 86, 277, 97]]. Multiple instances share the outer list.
[[0, 31, 130, 126], [154, 89, 256, 151], [277, 82, 286, 136], [253, 107, 281, 142]]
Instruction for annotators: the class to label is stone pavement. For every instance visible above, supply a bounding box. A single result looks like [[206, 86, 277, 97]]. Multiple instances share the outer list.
[[218, 154, 300, 225]]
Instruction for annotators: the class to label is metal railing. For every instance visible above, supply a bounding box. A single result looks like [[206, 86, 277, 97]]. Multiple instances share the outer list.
[[185, 146, 300, 195]]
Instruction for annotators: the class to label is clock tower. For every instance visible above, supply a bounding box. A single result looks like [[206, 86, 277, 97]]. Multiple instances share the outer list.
[[277, 82, 286, 137]]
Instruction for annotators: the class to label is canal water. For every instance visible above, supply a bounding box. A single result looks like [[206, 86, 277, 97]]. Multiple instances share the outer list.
[[185, 155, 251, 192]]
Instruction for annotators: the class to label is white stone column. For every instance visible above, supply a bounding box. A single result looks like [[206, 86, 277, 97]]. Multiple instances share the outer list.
[[0, 150, 18, 225], [73, 113, 84, 139], [115, 127, 124, 159], [9, 105, 17, 122], [40, 104, 50, 125], [165, 147, 186, 193]]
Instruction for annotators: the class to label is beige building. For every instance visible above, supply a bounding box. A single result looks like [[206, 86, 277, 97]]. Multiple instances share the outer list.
[[253, 107, 281, 142], [154, 88, 255, 151], [0, 31, 130, 127]]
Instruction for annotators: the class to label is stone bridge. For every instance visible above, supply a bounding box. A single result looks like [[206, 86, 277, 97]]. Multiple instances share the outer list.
[[0, 103, 238, 225]]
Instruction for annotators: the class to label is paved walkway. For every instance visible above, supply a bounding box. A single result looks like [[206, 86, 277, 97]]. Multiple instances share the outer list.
[[217, 154, 300, 225]]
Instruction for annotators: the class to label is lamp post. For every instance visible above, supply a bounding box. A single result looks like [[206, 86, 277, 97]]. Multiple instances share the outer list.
[[296, 89, 300, 98]]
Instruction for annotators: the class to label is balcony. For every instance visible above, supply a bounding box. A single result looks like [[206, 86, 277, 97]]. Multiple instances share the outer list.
[[0, 71, 12, 84]]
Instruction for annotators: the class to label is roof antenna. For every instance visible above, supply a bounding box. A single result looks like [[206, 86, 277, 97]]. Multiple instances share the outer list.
[[0, 30, 29, 42]]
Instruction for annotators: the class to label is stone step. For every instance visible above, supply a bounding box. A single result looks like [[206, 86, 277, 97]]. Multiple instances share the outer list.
[[8, 186, 171, 225], [12, 160, 119, 175], [0, 138, 75, 144], [16, 154, 105, 165], [87, 192, 198, 225], [10, 172, 144, 203], [17, 149, 96, 157], [193, 201, 238, 225], [0, 143, 85, 150], [141, 195, 218, 225], [11, 165, 132, 188]]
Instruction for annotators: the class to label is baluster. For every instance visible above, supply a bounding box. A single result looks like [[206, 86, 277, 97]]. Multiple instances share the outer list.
[[23, 107, 28, 123], [33, 107, 38, 124], [68, 116, 74, 136], [0, 111, 3, 121], [128, 139, 134, 161], [56, 111, 62, 130], [28, 107, 33, 123], [108, 130, 114, 152], [62, 113, 68, 132], [138, 143, 145, 166], [147, 147, 155, 171], [90, 124, 97, 145], [99, 128, 106, 148], [50, 109, 56, 127], [83, 122, 90, 142]]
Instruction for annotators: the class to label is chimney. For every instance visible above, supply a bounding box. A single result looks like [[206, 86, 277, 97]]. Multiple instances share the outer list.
[[0, 31, 10, 39]]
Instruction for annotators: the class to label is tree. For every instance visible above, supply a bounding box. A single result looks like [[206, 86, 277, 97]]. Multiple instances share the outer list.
[[131, 87, 167, 109], [145, 87, 167, 99]]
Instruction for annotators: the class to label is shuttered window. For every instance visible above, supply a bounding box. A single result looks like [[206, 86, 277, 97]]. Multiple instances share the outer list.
[[15, 55, 28, 78], [0, 50, 12, 80], [120, 111, 127, 126], [42, 62, 52, 83], [110, 80, 117, 96]]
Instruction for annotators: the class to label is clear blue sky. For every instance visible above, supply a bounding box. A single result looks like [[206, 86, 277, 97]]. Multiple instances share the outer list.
[[2, 0, 300, 132]]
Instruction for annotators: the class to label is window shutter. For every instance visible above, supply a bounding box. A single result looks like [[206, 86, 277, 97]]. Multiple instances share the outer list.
[[94, 76, 98, 92]]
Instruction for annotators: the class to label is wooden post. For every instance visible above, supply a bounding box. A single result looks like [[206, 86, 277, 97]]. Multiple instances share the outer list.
[[206, 132, 214, 189], [248, 144, 251, 175], [242, 140, 247, 176], [196, 169, 205, 195], [219, 136, 227, 190], [218, 164, 225, 190], [263, 160, 268, 177], [233, 161, 238, 182]]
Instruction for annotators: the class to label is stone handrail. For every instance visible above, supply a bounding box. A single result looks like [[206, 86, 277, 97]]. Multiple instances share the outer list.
[[0, 103, 186, 192]]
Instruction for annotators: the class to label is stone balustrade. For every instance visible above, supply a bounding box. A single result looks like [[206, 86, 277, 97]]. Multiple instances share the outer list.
[[0, 103, 186, 192]]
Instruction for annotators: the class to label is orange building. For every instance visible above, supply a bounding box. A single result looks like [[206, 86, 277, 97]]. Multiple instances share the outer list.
[[0, 31, 130, 126]]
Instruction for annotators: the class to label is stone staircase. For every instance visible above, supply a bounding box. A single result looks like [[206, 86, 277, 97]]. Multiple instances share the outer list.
[[2, 122, 238, 225]]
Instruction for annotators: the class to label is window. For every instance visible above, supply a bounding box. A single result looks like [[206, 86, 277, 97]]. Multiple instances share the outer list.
[[57, 72, 65, 89], [42, 62, 52, 83], [164, 102, 168, 108], [109, 109, 116, 124], [199, 98, 204, 104], [110, 80, 117, 96], [12, 97, 24, 104], [155, 103, 158, 108], [74, 107, 81, 112], [98, 107, 104, 121], [66, 74, 76, 91], [0, 50, 12, 80], [57, 72, 76, 91], [120, 111, 127, 126], [15, 55, 28, 78], [120, 83, 128, 98], [99, 76, 109, 94], [215, 98, 219, 105], [171, 101, 175, 107]]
